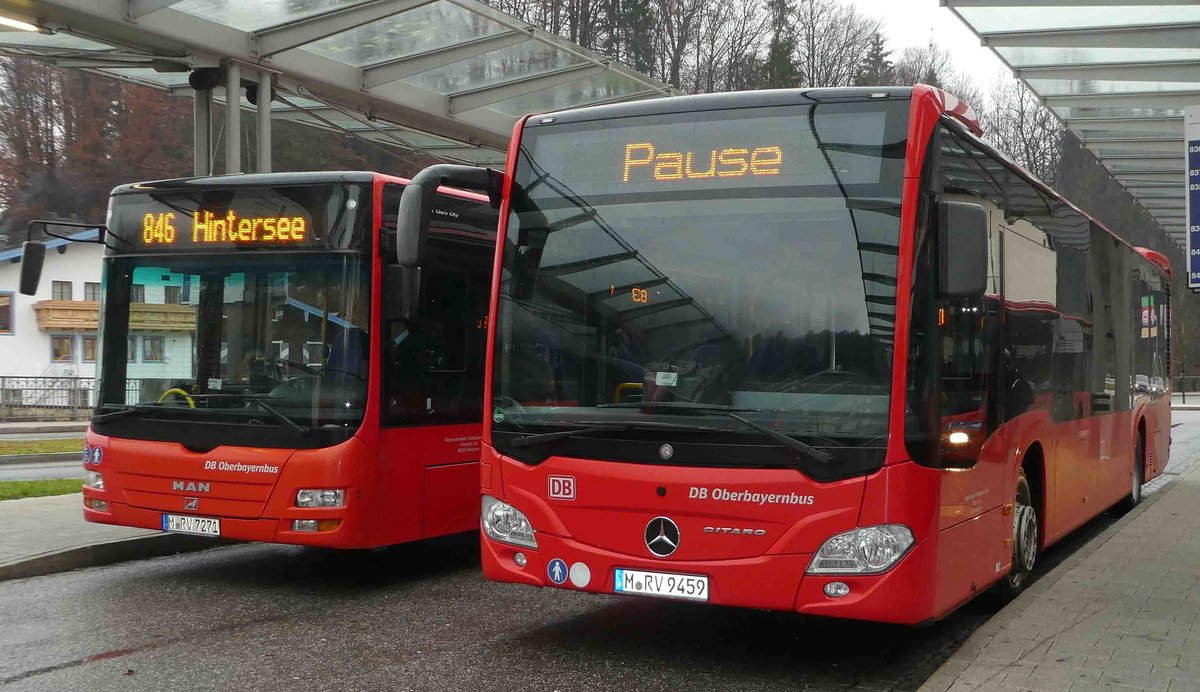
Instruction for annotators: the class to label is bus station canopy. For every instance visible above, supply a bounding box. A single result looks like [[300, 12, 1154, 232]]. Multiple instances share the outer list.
[[0, 0, 675, 168], [944, 0, 1199, 251]]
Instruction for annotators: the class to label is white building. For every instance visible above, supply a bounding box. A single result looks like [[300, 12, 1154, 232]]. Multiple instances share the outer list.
[[0, 231, 104, 380], [0, 231, 194, 408]]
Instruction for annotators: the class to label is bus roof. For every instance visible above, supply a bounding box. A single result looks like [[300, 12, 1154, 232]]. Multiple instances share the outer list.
[[110, 171, 490, 204], [521, 86, 916, 129]]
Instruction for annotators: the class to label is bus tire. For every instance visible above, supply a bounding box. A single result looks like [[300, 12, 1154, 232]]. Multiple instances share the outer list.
[[990, 469, 1038, 605], [1119, 431, 1145, 512]]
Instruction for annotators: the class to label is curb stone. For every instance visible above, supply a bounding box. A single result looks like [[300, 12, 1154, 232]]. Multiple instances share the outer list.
[[0, 533, 236, 582]]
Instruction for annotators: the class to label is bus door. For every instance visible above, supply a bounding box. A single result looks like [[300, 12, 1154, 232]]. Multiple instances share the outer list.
[[377, 185, 497, 541]]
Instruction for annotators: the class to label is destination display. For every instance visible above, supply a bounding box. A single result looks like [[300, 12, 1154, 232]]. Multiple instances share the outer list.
[[108, 183, 368, 253], [518, 103, 897, 201], [140, 210, 309, 246]]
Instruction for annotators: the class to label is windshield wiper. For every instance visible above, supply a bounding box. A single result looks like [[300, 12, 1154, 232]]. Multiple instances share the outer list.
[[509, 426, 612, 448], [92, 404, 170, 423], [598, 402, 760, 413], [507, 419, 729, 449], [246, 397, 311, 435], [598, 402, 833, 465], [726, 413, 832, 465]]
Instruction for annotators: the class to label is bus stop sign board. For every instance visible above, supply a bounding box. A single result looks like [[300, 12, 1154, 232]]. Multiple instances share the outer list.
[[1189, 105, 1200, 290]]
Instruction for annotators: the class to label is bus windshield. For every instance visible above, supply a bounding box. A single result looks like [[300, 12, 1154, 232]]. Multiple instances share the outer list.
[[492, 99, 909, 451], [97, 252, 370, 429]]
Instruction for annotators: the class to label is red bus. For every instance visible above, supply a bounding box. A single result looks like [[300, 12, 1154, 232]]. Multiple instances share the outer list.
[[20, 171, 499, 548], [400, 85, 1172, 623]]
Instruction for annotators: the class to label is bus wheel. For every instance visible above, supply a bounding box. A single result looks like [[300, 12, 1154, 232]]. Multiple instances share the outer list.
[[994, 470, 1038, 603], [1120, 433, 1145, 512]]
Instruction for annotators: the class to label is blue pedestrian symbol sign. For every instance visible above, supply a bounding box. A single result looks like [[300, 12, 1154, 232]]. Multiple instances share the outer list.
[[547, 558, 568, 585]]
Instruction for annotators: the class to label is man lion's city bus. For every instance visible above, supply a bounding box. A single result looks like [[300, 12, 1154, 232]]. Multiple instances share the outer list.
[[20, 171, 498, 547], [399, 85, 1172, 623]]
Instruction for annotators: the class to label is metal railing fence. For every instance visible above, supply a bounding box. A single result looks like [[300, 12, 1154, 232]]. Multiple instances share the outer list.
[[0, 376, 140, 422]]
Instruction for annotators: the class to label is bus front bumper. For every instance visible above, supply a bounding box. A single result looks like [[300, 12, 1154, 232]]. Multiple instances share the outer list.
[[481, 531, 936, 624], [82, 491, 367, 548]]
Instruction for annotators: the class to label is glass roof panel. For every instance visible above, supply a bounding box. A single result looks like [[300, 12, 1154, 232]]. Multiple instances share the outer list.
[[1025, 78, 1200, 97], [0, 32, 113, 51], [1051, 106, 1186, 120], [957, 6, 1200, 33], [99, 67, 191, 89], [306, 1, 509, 66], [490, 71, 648, 116], [174, 0, 371, 32], [404, 40, 583, 95], [998, 46, 1200, 67]]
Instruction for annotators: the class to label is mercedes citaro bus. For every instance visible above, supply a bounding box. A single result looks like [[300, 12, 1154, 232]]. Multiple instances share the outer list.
[[20, 171, 500, 548], [398, 85, 1172, 624]]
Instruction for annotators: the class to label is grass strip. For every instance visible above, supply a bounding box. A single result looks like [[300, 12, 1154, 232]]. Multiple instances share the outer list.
[[0, 478, 83, 501], [0, 439, 85, 456]]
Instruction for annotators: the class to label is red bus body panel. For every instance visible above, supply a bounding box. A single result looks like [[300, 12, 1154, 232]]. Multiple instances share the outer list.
[[83, 172, 491, 548], [479, 87, 1172, 623]]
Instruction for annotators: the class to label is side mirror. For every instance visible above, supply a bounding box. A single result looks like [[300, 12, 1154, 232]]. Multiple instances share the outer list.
[[396, 164, 504, 319], [937, 201, 988, 298], [19, 241, 46, 296]]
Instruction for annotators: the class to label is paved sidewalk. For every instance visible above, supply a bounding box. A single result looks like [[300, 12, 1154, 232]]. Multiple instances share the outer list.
[[921, 460, 1200, 692], [0, 421, 88, 435], [0, 493, 217, 581]]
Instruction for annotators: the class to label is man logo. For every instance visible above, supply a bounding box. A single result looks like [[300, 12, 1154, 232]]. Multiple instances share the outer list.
[[172, 481, 211, 493], [183, 497, 199, 511]]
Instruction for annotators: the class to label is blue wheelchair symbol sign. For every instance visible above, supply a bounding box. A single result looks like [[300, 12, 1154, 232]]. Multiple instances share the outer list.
[[547, 558, 568, 585]]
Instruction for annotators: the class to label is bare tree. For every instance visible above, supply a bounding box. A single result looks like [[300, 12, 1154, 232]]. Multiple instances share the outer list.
[[980, 76, 1063, 185], [795, 0, 881, 88], [891, 41, 983, 107]]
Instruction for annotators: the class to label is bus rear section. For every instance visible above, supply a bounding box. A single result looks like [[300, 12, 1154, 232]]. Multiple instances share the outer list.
[[462, 85, 1170, 624], [77, 172, 498, 548]]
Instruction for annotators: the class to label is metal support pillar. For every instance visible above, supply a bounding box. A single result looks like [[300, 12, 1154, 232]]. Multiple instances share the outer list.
[[193, 88, 211, 177], [225, 61, 241, 174], [257, 70, 271, 173]]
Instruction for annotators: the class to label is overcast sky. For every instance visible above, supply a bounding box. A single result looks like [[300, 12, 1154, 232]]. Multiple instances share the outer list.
[[850, 0, 1010, 90]]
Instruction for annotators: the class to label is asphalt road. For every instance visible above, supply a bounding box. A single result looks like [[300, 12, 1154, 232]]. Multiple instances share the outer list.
[[0, 459, 84, 481], [2, 411, 1197, 691]]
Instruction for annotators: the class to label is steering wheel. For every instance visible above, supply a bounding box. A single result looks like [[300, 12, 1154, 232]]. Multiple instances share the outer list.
[[262, 356, 319, 377], [158, 388, 196, 408]]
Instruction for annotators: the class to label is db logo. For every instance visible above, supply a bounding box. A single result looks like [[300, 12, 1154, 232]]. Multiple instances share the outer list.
[[548, 475, 576, 500]]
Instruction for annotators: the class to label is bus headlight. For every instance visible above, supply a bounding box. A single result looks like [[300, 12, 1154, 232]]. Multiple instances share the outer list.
[[296, 489, 344, 507], [84, 471, 104, 490], [807, 524, 914, 575], [481, 495, 537, 548]]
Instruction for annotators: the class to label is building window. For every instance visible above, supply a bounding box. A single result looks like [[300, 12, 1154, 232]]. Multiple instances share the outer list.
[[84, 282, 101, 302], [164, 286, 182, 305], [143, 335, 165, 362], [52, 281, 72, 301], [0, 292, 12, 335], [130, 285, 146, 303], [304, 341, 325, 367], [127, 335, 138, 362], [82, 335, 98, 362], [51, 334, 74, 362]]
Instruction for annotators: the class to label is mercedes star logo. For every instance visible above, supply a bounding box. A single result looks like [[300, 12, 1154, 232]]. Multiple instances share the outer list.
[[659, 444, 674, 460], [644, 516, 680, 557]]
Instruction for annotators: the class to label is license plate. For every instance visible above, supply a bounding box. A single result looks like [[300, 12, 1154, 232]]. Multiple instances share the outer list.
[[613, 568, 708, 602], [162, 514, 221, 537]]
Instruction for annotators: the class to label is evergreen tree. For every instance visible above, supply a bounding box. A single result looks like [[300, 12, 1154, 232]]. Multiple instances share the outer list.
[[854, 31, 894, 86], [763, 0, 799, 88]]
